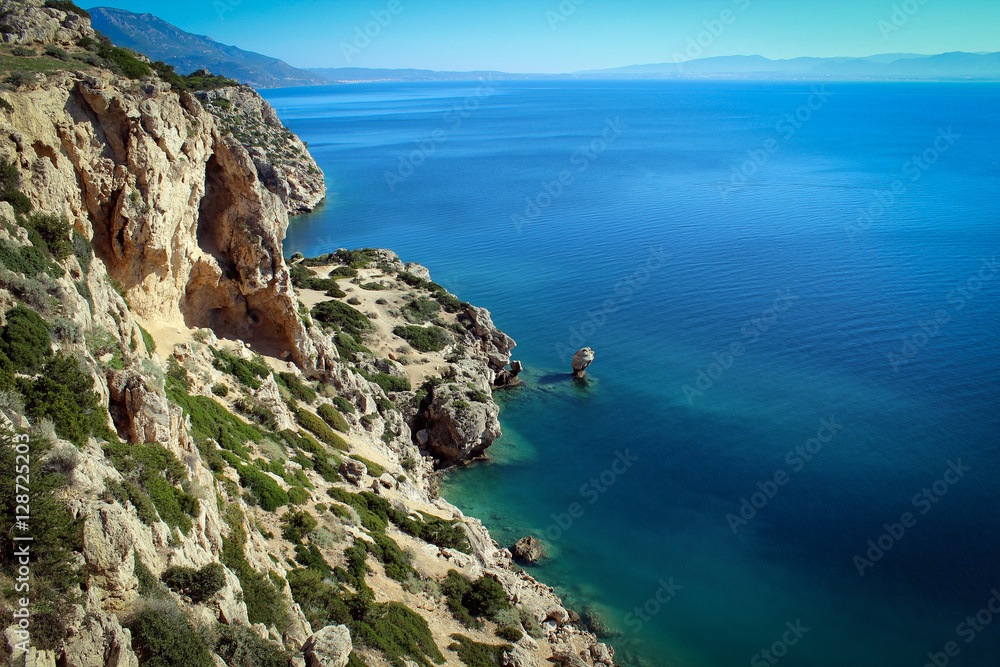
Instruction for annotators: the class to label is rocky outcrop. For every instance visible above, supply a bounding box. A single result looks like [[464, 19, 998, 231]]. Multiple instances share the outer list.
[[302, 625, 352, 667], [513, 536, 546, 564], [571, 348, 595, 378], [200, 86, 325, 214], [420, 359, 501, 465], [0, 0, 91, 46], [1, 60, 331, 372]]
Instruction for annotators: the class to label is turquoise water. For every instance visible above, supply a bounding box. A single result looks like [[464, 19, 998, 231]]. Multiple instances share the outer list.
[[262, 81, 1000, 667]]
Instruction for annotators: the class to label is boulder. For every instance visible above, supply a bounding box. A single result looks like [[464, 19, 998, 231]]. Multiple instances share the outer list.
[[339, 458, 367, 485], [512, 536, 546, 564], [571, 348, 595, 378], [302, 624, 352, 667]]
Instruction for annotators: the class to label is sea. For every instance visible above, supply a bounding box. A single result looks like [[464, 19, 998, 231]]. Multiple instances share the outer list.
[[261, 79, 1000, 667]]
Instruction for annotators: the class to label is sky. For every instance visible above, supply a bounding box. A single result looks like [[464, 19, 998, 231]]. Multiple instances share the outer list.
[[89, 0, 1000, 73]]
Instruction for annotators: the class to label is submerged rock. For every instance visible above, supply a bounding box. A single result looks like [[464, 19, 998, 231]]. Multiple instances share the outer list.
[[571, 348, 595, 377], [513, 536, 546, 564]]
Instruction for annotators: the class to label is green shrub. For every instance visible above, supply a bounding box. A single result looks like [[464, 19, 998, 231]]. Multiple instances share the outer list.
[[212, 348, 270, 389], [402, 298, 441, 323], [361, 282, 385, 290], [129, 605, 214, 667], [97, 44, 151, 79], [393, 325, 451, 353], [317, 403, 349, 433], [212, 383, 229, 397], [215, 623, 290, 667], [43, 45, 72, 61], [333, 396, 357, 414], [134, 552, 169, 599], [328, 266, 358, 279], [71, 231, 92, 272], [103, 440, 199, 533], [221, 511, 287, 628], [2, 71, 33, 91], [495, 626, 522, 642], [368, 532, 415, 582], [287, 486, 310, 505], [0, 239, 49, 277], [349, 455, 385, 478], [1, 303, 50, 371], [25, 212, 72, 260], [232, 462, 288, 511], [297, 409, 349, 451], [24, 353, 104, 446], [11, 46, 33, 57], [161, 563, 226, 603], [311, 300, 371, 337], [441, 571, 509, 628], [280, 508, 317, 543], [333, 330, 371, 359], [356, 368, 411, 393], [447, 634, 510, 667], [333, 248, 378, 269], [138, 325, 156, 355], [277, 371, 316, 402]]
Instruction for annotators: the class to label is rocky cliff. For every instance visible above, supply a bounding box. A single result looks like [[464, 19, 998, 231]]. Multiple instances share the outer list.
[[0, 3, 616, 667]]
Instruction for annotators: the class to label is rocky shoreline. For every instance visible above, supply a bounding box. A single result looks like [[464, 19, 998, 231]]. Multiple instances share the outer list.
[[0, 2, 616, 666]]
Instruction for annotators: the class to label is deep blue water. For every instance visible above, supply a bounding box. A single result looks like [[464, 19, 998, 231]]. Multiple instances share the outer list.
[[262, 80, 1000, 667]]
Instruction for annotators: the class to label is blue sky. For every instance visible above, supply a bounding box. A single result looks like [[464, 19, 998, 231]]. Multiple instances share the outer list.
[[90, 0, 1000, 73]]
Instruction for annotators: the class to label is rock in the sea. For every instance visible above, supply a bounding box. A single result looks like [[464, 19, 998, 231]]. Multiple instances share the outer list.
[[512, 536, 546, 564], [571, 348, 595, 377], [302, 624, 352, 667]]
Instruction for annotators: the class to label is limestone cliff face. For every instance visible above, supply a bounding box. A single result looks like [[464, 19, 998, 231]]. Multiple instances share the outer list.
[[2, 67, 329, 371], [0, 4, 616, 666], [200, 86, 326, 214]]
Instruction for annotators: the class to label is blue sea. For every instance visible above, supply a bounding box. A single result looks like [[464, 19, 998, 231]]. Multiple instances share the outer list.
[[262, 80, 1000, 667]]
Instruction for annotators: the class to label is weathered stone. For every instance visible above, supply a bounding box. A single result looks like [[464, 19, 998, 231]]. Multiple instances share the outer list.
[[302, 624, 352, 667], [339, 458, 367, 485], [512, 536, 546, 564], [571, 348, 595, 377]]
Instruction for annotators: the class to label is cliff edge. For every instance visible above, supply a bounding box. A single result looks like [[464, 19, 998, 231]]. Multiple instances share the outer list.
[[0, 3, 616, 666]]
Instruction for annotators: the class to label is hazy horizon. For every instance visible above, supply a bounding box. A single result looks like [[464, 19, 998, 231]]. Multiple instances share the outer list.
[[90, 1, 1000, 74]]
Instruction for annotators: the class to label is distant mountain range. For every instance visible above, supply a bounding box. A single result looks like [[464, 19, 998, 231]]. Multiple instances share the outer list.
[[88, 7, 326, 88], [307, 67, 543, 83], [577, 52, 1000, 79], [84, 7, 1000, 87]]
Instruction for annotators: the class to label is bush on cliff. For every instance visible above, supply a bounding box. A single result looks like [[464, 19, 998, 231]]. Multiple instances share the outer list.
[[393, 325, 451, 353], [128, 603, 214, 667], [215, 623, 290, 667], [311, 299, 371, 338], [161, 563, 226, 603], [1, 304, 50, 371], [297, 408, 349, 451], [317, 403, 349, 433]]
